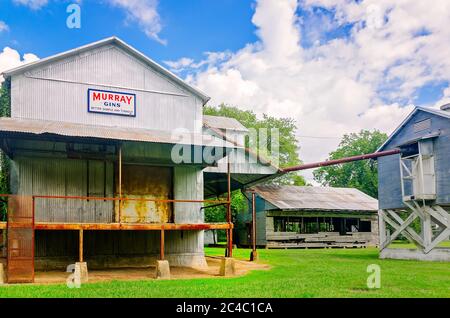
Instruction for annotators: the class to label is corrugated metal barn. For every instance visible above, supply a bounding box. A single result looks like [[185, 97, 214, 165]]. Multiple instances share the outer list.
[[377, 105, 450, 261], [0, 37, 278, 283], [236, 185, 379, 249]]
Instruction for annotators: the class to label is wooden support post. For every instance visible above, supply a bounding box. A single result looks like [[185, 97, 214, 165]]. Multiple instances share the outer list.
[[250, 191, 258, 261], [160, 228, 165, 260], [252, 192, 256, 253], [79, 229, 84, 263], [422, 212, 432, 249], [378, 210, 386, 250], [227, 160, 233, 258]]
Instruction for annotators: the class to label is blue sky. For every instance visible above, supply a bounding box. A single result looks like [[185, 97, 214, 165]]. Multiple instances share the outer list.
[[1, 0, 450, 169], [0, 0, 445, 106], [0, 0, 258, 64]]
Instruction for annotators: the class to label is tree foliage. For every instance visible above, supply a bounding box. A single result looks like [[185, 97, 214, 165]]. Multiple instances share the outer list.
[[0, 79, 11, 221], [203, 104, 305, 234], [204, 104, 305, 185], [313, 130, 388, 198]]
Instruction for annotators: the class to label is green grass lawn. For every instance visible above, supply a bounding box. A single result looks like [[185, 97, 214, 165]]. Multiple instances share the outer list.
[[1, 246, 449, 298]]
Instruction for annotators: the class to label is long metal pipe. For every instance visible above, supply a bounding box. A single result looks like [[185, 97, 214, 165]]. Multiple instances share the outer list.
[[281, 148, 401, 173]]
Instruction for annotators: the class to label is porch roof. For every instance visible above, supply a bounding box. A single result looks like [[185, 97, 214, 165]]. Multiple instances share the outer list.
[[251, 185, 378, 212], [0, 117, 238, 148]]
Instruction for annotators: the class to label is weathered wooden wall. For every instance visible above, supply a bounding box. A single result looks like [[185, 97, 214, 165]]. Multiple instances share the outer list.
[[378, 110, 450, 209], [236, 197, 379, 248]]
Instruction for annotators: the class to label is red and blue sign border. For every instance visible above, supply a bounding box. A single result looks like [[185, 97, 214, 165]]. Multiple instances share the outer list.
[[87, 88, 136, 118]]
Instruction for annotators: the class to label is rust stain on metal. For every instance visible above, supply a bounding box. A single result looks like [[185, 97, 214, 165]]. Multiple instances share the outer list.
[[117, 165, 173, 223], [7, 195, 35, 283], [34, 222, 232, 231]]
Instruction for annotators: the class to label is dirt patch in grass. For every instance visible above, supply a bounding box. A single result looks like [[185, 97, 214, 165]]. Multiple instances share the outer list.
[[33, 256, 270, 285]]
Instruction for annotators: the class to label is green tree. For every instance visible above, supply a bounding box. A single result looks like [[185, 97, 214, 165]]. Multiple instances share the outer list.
[[203, 104, 306, 235], [313, 130, 388, 198], [0, 79, 11, 221]]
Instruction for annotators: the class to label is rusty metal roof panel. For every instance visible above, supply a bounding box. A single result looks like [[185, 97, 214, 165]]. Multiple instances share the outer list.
[[253, 185, 378, 212], [203, 115, 249, 132], [0, 117, 238, 148]]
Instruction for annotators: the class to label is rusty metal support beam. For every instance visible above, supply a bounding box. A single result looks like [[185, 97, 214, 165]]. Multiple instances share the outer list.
[[34, 222, 233, 231], [79, 229, 84, 263], [160, 228, 165, 260], [282, 148, 401, 173]]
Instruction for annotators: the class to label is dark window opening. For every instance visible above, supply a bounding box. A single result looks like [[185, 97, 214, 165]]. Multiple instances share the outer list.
[[400, 142, 419, 158], [273, 216, 371, 234]]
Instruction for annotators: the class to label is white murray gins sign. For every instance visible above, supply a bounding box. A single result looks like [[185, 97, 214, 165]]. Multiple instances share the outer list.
[[88, 89, 136, 117]]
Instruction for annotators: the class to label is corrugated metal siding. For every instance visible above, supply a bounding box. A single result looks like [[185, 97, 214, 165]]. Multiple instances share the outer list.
[[252, 185, 378, 212], [434, 121, 450, 204], [11, 45, 202, 133], [13, 157, 114, 223], [378, 155, 404, 209], [204, 148, 278, 175], [173, 166, 204, 224], [203, 115, 249, 132]]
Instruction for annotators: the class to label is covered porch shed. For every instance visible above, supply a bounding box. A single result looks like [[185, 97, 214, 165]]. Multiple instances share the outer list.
[[236, 185, 379, 249]]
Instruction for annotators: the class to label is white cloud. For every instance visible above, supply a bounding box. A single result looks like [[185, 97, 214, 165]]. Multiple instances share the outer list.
[[13, 0, 48, 10], [0, 21, 9, 32], [166, 0, 450, 181], [163, 57, 194, 71], [108, 0, 166, 45], [0, 47, 39, 82]]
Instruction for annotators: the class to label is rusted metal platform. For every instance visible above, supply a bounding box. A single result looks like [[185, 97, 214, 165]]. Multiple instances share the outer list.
[[33, 222, 232, 231], [2, 221, 231, 230]]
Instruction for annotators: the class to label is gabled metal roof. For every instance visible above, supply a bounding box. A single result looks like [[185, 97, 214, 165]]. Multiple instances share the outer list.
[[252, 185, 378, 212], [0, 117, 237, 148], [1, 36, 210, 105], [377, 106, 450, 152], [203, 115, 249, 132]]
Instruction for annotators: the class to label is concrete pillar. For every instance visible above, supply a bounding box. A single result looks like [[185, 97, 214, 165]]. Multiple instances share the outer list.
[[0, 263, 5, 284], [219, 257, 235, 276], [155, 260, 170, 279], [74, 262, 88, 284]]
